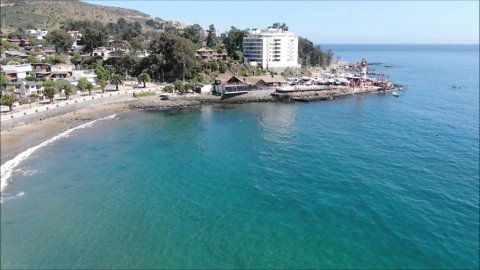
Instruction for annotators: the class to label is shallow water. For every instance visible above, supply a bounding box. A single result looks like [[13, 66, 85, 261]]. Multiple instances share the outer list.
[[1, 45, 478, 268]]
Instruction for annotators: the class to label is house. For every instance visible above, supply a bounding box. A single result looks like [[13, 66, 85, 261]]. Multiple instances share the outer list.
[[7, 38, 30, 47], [51, 64, 73, 72], [0, 50, 28, 59], [212, 74, 256, 94], [5, 80, 43, 97], [0, 64, 32, 82], [248, 75, 288, 88], [57, 77, 78, 87], [196, 47, 214, 60], [31, 63, 52, 79], [31, 63, 51, 72], [50, 64, 73, 80], [211, 74, 288, 94], [67, 30, 82, 39], [196, 47, 228, 61], [72, 70, 97, 85], [26, 29, 48, 40], [41, 47, 56, 56], [92, 47, 117, 60]]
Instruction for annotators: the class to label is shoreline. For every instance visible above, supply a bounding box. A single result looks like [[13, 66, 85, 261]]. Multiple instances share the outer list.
[[0, 87, 392, 166]]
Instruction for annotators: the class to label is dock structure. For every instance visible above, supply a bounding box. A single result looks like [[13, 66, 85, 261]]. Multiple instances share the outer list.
[[271, 84, 394, 102]]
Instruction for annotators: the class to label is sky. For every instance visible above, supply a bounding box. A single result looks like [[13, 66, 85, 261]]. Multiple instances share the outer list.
[[84, 1, 479, 44]]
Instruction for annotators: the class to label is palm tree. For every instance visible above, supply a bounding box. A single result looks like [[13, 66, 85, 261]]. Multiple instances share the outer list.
[[63, 83, 74, 100], [110, 74, 124, 91], [98, 79, 108, 93], [1, 94, 18, 112], [43, 79, 57, 104], [137, 72, 150, 88]]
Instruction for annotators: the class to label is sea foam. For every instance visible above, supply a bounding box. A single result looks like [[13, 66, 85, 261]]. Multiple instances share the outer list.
[[0, 114, 117, 193]]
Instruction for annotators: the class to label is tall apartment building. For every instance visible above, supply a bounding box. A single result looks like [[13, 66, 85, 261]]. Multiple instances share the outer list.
[[243, 28, 299, 71]]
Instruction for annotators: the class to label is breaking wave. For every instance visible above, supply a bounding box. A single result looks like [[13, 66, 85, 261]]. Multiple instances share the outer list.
[[0, 114, 117, 193]]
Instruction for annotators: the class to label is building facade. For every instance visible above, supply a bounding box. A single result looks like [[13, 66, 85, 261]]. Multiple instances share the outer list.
[[243, 28, 299, 71]]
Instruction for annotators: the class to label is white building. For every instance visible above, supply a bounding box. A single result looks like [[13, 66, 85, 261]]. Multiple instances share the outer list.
[[72, 70, 97, 85], [1, 64, 32, 81], [243, 28, 299, 71], [26, 29, 49, 40]]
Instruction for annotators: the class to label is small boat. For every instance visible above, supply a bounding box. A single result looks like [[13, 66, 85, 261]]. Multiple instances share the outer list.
[[392, 92, 399, 97]]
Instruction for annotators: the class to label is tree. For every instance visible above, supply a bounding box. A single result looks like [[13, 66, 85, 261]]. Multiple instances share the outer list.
[[137, 72, 151, 88], [80, 22, 109, 54], [43, 79, 57, 103], [181, 24, 204, 44], [110, 73, 124, 91], [222, 27, 248, 58], [94, 64, 110, 82], [146, 32, 200, 82], [298, 37, 314, 66], [70, 52, 82, 66], [77, 78, 93, 95], [271, 22, 289, 31], [85, 81, 93, 96], [206, 24, 217, 48], [55, 81, 76, 100], [0, 74, 9, 91], [63, 83, 75, 99], [1, 94, 18, 112], [233, 50, 243, 61], [45, 29, 74, 53], [27, 55, 41, 64], [98, 79, 108, 93]]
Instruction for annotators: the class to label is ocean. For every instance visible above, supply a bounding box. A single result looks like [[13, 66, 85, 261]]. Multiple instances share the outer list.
[[1, 44, 479, 269]]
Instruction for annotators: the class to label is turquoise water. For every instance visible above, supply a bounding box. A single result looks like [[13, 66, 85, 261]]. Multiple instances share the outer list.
[[1, 45, 479, 269]]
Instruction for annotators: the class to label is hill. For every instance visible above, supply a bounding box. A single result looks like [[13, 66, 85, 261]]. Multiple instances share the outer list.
[[0, 0, 155, 33]]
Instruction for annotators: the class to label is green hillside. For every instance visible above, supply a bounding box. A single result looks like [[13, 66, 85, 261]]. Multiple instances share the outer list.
[[0, 0, 154, 33]]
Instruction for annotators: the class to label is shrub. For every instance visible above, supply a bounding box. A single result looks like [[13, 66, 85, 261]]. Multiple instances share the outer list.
[[162, 85, 174, 93]]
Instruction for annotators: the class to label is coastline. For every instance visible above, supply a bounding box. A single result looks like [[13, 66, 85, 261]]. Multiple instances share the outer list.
[[0, 87, 392, 166]]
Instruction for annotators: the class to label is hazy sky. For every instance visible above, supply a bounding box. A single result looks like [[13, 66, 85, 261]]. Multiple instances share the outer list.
[[84, 1, 479, 44]]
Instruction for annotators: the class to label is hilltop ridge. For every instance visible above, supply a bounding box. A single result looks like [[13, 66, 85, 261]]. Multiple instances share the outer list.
[[0, 0, 153, 32]]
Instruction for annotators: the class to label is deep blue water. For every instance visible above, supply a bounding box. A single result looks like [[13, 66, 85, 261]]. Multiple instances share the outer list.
[[1, 45, 479, 269]]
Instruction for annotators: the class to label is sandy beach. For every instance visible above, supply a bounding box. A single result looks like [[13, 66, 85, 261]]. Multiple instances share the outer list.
[[0, 102, 131, 164]]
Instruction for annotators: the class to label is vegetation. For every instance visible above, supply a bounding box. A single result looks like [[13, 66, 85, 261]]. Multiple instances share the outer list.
[[206, 24, 217, 48], [162, 85, 174, 93], [61, 82, 75, 99], [133, 91, 156, 97], [1, 93, 19, 112], [137, 72, 150, 88], [110, 73, 124, 91], [45, 54, 67, 64], [0, 0, 151, 34], [98, 79, 108, 93], [222, 27, 248, 60], [0, 74, 9, 90], [43, 79, 57, 103], [45, 29, 73, 53], [77, 78, 93, 95]]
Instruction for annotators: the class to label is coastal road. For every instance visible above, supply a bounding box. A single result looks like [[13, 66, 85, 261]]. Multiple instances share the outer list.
[[1, 86, 163, 123]]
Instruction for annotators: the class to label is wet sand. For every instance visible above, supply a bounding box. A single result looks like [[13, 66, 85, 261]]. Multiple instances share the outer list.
[[1, 103, 130, 165]]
